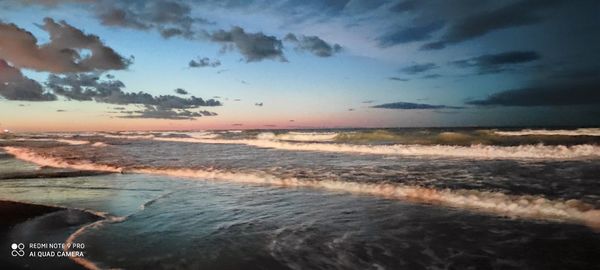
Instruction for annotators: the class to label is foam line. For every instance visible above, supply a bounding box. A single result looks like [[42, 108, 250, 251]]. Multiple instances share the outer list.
[[494, 128, 600, 137], [63, 213, 124, 270], [9, 138, 90, 145], [257, 132, 338, 142], [153, 137, 600, 159], [3, 147, 122, 172]]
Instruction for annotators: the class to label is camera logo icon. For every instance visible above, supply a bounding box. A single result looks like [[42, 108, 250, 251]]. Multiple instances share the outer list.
[[11, 243, 25, 257]]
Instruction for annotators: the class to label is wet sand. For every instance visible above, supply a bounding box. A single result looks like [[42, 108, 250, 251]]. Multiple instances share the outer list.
[[0, 169, 113, 180], [0, 200, 62, 231]]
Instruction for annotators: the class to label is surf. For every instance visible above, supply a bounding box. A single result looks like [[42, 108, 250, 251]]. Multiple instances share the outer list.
[[5, 146, 600, 230], [151, 137, 600, 159], [494, 128, 600, 137]]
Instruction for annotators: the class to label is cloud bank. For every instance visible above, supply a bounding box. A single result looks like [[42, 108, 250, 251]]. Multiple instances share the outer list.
[[0, 18, 131, 73], [0, 60, 57, 101], [451, 51, 541, 74], [372, 101, 462, 110], [285, 33, 342, 57], [466, 80, 600, 107], [210, 27, 286, 62]]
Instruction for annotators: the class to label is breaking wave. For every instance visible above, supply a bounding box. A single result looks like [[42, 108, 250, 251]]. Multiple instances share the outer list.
[[102, 134, 155, 140], [4, 146, 600, 230], [10, 138, 90, 145], [55, 139, 90, 145], [91, 142, 108, 147], [3, 147, 122, 172], [186, 131, 219, 139], [495, 128, 600, 137], [257, 132, 338, 142], [152, 137, 600, 159]]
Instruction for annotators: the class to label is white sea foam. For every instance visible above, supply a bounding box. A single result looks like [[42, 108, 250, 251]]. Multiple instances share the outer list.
[[102, 134, 155, 140], [494, 128, 600, 137], [3, 147, 122, 172], [257, 132, 338, 142], [91, 142, 108, 147], [55, 139, 90, 145], [153, 137, 600, 159], [187, 131, 219, 139], [10, 138, 90, 145], [64, 212, 120, 270], [5, 146, 600, 230]]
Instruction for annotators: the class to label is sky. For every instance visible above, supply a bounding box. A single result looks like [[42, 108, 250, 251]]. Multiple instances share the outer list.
[[0, 0, 598, 132]]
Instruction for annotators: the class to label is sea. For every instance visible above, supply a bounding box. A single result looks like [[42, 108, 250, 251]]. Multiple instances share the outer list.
[[1, 127, 599, 269]]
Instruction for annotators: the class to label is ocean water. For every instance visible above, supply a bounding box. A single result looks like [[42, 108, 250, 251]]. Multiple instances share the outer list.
[[1, 127, 599, 269]]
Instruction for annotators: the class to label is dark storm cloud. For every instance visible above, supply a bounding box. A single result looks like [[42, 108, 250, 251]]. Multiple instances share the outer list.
[[421, 0, 561, 50], [46, 73, 221, 110], [378, 21, 444, 47], [97, 6, 150, 30], [400, 63, 438, 75], [0, 60, 57, 101], [466, 65, 600, 107], [95, 0, 211, 39], [466, 79, 600, 107], [372, 101, 462, 110], [174, 88, 188, 95], [188, 57, 221, 68], [284, 33, 342, 57], [13, 1, 351, 63], [210, 27, 286, 62], [46, 73, 124, 101], [451, 51, 541, 74], [0, 18, 130, 73], [45, 73, 221, 120], [14, 0, 586, 57], [119, 107, 218, 120], [555, 66, 600, 80]]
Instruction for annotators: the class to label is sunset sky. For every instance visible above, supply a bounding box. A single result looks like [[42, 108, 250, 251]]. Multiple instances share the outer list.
[[0, 0, 598, 132]]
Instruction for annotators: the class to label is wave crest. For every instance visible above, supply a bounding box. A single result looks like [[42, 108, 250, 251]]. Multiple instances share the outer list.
[[495, 128, 600, 137], [257, 132, 338, 142], [3, 147, 122, 172], [153, 137, 600, 159]]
